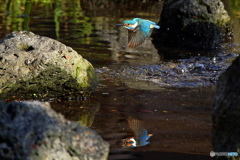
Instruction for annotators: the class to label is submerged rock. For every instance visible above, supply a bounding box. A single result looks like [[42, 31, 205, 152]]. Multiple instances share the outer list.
[[212, 56, 240, 159], [0, 31, 97, 98], [153, 0, 232, 50], [118, 52, 237, 89], [0, 101, 109, 160]]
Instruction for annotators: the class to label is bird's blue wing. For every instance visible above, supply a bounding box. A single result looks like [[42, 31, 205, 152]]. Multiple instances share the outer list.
[[144, 20, 160, 29]]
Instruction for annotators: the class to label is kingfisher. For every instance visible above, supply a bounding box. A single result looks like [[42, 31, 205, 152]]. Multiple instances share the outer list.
[[121, 117, 153, 148], [115, 18, 160, 48], [122, 129, 153, 148]]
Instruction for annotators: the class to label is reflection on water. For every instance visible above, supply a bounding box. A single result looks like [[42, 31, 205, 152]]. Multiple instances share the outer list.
[[50, 96, 100, 127], [0, 0, 163, 66], [122, 117, 153, 148], [1, 0, 240, 160], [91, 86, 213, 160], [1, 0, 239, 65]]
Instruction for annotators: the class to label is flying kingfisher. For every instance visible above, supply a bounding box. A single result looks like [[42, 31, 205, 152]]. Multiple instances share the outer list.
[[115, 18, 160, 48]]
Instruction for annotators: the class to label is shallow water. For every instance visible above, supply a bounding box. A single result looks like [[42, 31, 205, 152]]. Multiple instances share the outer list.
[[51, 79, 214, 160], [1, 0, 240, 159]]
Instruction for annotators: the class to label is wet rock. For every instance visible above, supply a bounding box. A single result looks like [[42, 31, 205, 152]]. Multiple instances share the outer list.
[[212, 56, 240, 159], [152, 0, 232, 50], [0, 31, 97, 98], [0, 101, 109, 160], [119, 52, 237, 89]]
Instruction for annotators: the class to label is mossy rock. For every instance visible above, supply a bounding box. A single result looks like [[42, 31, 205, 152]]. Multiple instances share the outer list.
[[0, 31, 98, 98]]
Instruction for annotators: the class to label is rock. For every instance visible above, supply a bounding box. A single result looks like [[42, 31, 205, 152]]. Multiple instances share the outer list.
[[152, 0, 232, 50], [0, 101, 109, 160], [212, 56, 240, 159], [0, 31, 97, 98], [117, 52, 237, 89]]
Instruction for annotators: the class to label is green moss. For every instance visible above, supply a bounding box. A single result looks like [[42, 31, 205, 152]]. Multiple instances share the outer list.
[[74, 60, 98, 90], [78, 114, 95, 127], [0, 65, 96, 99], [75, 67, 81, 79], [88, 65, 98, 88]]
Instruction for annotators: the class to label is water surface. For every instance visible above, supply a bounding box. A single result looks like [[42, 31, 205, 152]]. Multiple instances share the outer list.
[[1, 0, 240, 159]]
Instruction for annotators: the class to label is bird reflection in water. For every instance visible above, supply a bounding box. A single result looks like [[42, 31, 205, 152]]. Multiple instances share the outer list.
[[122, 117, 153, 148]]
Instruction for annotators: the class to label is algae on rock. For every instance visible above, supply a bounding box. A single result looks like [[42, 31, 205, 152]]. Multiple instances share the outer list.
[[0, 31, 98, 98]]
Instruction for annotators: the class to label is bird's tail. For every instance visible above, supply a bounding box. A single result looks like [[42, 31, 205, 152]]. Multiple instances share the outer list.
[[153, 24, 160, 29]]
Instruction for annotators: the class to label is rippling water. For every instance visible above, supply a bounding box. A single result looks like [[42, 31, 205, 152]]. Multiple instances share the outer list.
[[1, 0, 240, 159]]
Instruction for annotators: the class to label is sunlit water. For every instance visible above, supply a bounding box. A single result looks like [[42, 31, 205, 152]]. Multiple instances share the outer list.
[[1, 0, 240, 159]]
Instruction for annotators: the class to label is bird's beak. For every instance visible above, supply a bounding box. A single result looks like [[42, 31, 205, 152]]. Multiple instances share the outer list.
[[115, 23, 124, 27]]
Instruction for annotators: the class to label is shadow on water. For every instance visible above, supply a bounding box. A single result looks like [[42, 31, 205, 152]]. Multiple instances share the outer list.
[[1, 0, 240, 160]]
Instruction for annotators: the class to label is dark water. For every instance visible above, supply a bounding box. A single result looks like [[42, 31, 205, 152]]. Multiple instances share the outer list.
[[1, 0, 240, 159]]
